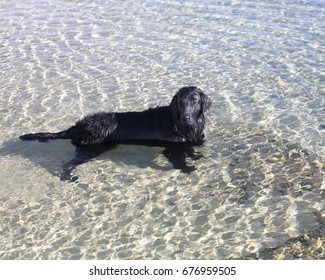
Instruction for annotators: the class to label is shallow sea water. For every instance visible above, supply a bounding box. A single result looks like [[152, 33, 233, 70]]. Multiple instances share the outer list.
[[0, 0, 324, 259]]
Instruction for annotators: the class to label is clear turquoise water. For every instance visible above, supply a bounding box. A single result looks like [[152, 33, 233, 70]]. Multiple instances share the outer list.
[[0, 0, 324, 259]]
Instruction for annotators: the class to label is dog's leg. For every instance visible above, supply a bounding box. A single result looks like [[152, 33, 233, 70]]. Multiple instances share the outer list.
[[185, 146, 204, 161], [60, 146, 103, 182], [162, 144, 196, 173]]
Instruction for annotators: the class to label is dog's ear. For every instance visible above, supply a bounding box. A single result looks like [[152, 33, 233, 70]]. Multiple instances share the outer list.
[[200, 92, 211, 114], [170, 93, 179, 120]]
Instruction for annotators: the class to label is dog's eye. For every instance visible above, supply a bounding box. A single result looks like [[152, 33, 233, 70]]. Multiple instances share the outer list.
[[191, 97, 200, 105]]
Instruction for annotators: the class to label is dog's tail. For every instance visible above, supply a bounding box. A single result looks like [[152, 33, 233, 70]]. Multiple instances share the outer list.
[[20, 130, 70, 142]]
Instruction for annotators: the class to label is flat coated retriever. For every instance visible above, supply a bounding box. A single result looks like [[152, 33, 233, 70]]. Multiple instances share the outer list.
[[20, 86, 211, 181]]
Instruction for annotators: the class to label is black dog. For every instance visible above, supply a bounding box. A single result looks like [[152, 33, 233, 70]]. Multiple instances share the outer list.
[[20, 86, 211, 180]]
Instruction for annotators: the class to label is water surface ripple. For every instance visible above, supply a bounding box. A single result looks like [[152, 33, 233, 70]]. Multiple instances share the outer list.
[[0, 0, 324, 259]]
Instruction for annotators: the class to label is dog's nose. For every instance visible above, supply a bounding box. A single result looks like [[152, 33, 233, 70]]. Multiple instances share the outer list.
[[182, 113, 191, 122], [183, 114, 190, 120]]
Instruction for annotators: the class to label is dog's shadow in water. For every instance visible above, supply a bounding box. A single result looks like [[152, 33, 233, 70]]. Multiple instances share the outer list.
[[0, 138, 203, 182]]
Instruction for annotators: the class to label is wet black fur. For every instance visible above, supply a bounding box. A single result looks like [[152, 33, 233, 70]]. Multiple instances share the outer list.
[[20, 86, 211, 180]]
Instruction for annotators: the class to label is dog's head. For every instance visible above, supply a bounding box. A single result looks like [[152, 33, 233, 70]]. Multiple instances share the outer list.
[[170, 86, 211, 141]]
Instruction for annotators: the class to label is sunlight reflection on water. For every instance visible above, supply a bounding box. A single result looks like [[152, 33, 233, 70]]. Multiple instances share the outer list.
[[0, 0, 324, 259]]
